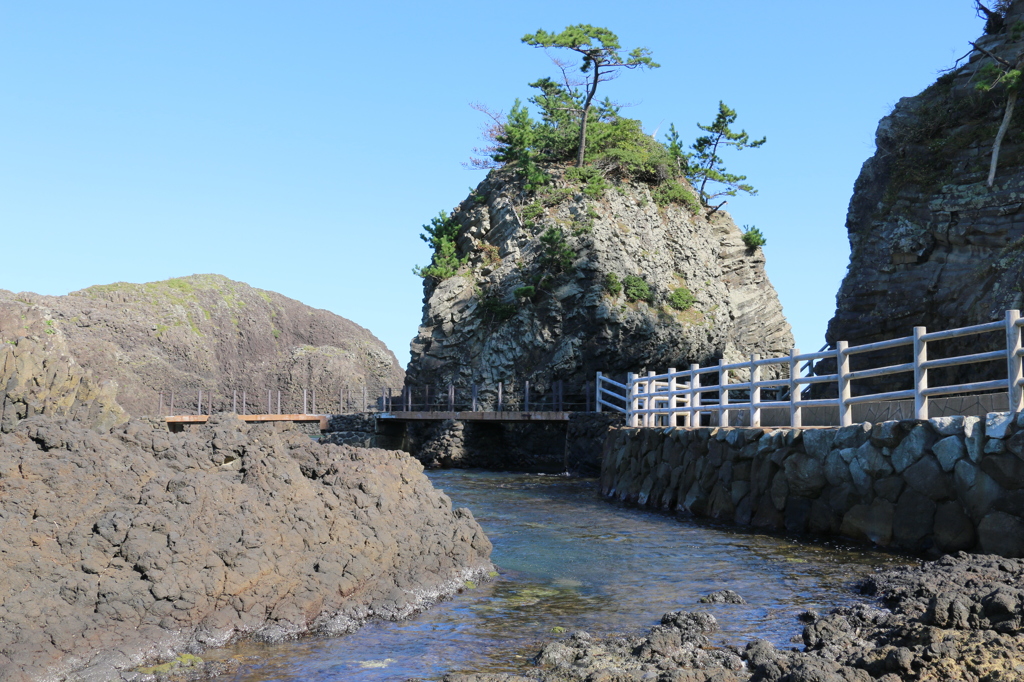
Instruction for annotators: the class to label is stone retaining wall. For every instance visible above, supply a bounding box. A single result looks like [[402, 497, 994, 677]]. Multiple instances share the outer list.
[[601, 413, 1024, 556]]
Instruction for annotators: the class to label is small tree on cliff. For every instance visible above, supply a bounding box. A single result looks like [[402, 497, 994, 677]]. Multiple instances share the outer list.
[[971, 40, 1024, 187], [682, 101, 765, 210], [521, 25, 659, 167]]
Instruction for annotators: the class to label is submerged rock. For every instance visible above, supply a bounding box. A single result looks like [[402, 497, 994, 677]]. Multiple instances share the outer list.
[[0, 414, 492, 681], [443, 552, 1024, 681]]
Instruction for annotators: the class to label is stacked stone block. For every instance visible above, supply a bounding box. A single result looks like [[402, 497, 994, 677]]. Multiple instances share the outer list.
[[601, 413, 1024, 556]]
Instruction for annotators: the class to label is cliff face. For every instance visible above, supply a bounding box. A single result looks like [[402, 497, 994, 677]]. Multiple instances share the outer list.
[[828, 2, 1024, 364], [0, 275, 405, 417], [406, 166, 793, 404]]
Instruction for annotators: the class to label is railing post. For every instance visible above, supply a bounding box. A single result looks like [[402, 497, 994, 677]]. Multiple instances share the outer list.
[[1008, 310, 1024, 414], [170, 390, 174, 415], [628, 373, 639, 427], [595, 373, 603, 413], [690, 363, 701, 428], [837, 341, 851, 427], [313, 389, 317, 415], [789, 348, 802, 428], [498, 382, 503, 412], [198, 390, 202, 416], [303, 389, 308, 415], [242, 390, 246, 415], [268, 389, 271, 415], [278, 390, 281, 415], [472, 384, 478, 412], [913, 326, 928, 420], [718, 359, 729, 427], [667, 368, 677, 427], [750, 353, 761, 428], [646, 370, 656, 427], [525, 380, 530, 412], [448, 384, 454, 412], [233, 390, 237, 414]]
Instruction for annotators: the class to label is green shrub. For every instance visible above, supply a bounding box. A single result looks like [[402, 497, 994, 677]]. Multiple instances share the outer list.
[[668, 286, 696, 311], [479, 295, 517, 321], [540, 227, 575, 272], [514, 285, 536, 299], [565, 165, 610, 198], [623, 275, 652, 303], [603, 273, 622, 297], [652, 181, 700, 212], [414, 211, 469, 280], [741, 224, 767, 249], [522, 202, 544, 220]]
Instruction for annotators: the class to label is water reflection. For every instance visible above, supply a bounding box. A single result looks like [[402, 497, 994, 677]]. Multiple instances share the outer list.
[[204, 470, 911, 681]]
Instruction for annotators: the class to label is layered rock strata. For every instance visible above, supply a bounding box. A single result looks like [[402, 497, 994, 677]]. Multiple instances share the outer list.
[[0, 274, 404, 418], [407, 167, 793, 406], [446, 553, 1024, 682], [0, 414, 492, 681], [602, 412, 1024, 556], [827, 1, 1024, 389]]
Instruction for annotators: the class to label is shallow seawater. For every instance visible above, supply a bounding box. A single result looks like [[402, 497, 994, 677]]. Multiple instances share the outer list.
[[204, 470, 912, 681]]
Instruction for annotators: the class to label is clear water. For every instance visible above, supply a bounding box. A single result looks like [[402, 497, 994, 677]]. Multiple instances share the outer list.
[[204, 470, 911, 681]]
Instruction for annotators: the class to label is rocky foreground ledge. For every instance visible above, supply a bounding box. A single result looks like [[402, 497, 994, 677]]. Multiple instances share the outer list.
[[446, 552, 1024, 682], [0, 414, 492, 682]]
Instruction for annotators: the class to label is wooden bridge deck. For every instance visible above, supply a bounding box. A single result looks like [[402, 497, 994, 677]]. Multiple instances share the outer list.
[[165, 414, 330, 430], [378, 411, 569, 422]]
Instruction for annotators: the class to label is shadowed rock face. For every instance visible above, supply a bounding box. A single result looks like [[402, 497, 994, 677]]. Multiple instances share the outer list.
[[827, 1, 1024, 386], [0, 414, 492, 681], [0, 275, 404, 418], [406, 166, 793, 405]]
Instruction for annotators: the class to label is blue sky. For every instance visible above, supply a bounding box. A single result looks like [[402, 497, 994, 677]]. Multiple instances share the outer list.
[[1, 1, 986, 365]]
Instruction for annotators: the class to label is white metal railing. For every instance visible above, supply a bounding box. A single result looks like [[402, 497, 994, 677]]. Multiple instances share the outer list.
[[594, 310, 1024, 428]]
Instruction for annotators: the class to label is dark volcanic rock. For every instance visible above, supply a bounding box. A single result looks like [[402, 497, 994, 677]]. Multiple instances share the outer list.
[[0, 414, 491, 681], [825, 1, 1024, 391], [407, 165, 793, 407], [0, 274, 405, 418], [444, 553, 1024, 682]]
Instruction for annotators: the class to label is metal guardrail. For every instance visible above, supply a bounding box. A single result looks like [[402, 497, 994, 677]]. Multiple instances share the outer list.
[[597, 310, 1024, 428]]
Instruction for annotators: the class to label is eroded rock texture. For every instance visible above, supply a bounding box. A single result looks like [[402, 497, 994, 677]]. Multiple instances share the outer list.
[[407, 167, 793, 405], [0, 414, 491, 681], [827, 1, 1024, 388], [0, 274, 404, 418], [0, 298, 126, 433], [446, 553, 1024, 682]]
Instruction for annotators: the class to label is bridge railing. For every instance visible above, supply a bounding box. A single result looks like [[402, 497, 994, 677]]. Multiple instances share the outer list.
[[597, 310, 1024, 428]]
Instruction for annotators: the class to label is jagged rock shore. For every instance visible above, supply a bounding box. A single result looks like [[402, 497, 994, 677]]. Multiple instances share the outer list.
[[445, 552, 1024, 682], [0, 414, 492, 682]]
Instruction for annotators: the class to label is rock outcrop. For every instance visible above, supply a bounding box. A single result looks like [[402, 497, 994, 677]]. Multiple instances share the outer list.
[[0, 414, 492, 681], [445, 553, 1024, 682], [827, 1, 1024, 388], [0, 298, 126, 433], [0, 275, 405, 418], [407, 166, 793, 405]]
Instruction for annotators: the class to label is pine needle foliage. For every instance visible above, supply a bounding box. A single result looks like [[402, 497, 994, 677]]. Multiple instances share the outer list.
[[414, 211, 468, 281]]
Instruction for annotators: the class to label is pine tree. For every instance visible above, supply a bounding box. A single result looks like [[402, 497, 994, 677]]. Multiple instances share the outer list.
[[684, 101, 765, 209], [521, 25, 658, 167]]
